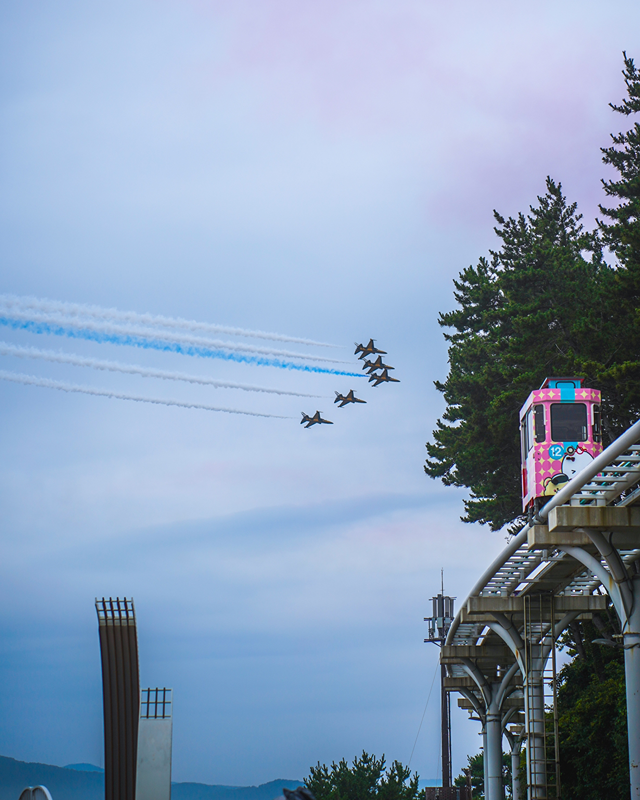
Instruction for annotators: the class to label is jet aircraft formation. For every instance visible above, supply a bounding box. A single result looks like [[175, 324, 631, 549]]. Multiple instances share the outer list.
[[301, 339, 399, 428]]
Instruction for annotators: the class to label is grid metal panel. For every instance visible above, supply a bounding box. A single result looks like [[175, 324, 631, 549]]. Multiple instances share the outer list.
[[96, 597, 136, 624], [141, 688, 173, 719]]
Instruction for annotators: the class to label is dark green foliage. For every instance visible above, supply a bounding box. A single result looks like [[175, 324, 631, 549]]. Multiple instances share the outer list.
[[600, 52, 640, 288], [304, 753, 424, 800], [425, 179, 614, 531], [425, 53, 640, 532], [453, 751, 511, 799], [453, 752, 483, 798], [597, 52, 640, 434], [557, 614, 628, 799]]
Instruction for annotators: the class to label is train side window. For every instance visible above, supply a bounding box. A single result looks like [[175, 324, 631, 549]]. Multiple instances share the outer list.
[[526, 409, 534, 451], [534, 404, 546, 443], [550, 403, 587, 442], [593, 404, 602, 443], [521, 418, 528, 459]]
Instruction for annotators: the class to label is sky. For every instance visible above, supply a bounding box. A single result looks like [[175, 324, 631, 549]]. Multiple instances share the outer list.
[[0, 0, 638, 788]]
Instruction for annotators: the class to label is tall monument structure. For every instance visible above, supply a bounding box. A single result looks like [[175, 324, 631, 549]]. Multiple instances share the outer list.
[[96, 597, 140, 800]]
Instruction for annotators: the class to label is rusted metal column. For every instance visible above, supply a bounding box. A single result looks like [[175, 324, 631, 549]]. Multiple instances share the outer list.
[[96, 597, 140, 800]]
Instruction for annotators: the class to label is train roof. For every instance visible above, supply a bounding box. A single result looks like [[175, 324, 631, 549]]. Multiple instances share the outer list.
[[519, 377, 599, 418], [538, 377, 584, 389]]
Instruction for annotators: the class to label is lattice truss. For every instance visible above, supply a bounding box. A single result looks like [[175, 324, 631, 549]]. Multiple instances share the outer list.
[[443, 438, 640, 799], [448, 443, 640, 660]]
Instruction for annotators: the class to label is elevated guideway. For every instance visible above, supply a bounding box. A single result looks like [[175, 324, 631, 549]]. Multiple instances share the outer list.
[[443, 420, 640, 800]]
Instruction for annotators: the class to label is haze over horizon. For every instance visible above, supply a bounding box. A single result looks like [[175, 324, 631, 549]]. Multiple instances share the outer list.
[[0, 0, 637, 788]]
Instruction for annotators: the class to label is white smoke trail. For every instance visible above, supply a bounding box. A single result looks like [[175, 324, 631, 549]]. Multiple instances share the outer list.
[[0, 294, 339, 348], [0, 308, 347, 363], [0, 370, 291, 418], [0, 342, 323, 397]]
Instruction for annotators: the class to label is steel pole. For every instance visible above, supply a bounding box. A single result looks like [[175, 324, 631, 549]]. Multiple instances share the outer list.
[[441, 664, 451, 787], [504, 729, 522, 800], [625, 573, 640, 800], [511, 743, 522, 800], [482, 727, 489, 800], [485, 712, 504, 800]]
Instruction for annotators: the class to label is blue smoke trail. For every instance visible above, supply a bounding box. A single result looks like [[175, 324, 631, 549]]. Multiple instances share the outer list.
[[0, 318, 364, 378]]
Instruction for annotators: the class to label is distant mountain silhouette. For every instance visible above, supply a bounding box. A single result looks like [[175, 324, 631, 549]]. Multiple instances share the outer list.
[[0, 756, 103, 800], [172, 780, 304, 800], [0, 755, 302, 800], [63, 764, 104, 773]]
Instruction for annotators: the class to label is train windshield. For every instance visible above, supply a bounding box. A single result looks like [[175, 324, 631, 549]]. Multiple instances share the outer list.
[[550, 403, 587, 442]]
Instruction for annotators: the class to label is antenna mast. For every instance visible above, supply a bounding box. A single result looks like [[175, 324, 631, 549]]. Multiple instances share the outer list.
[[424, 572, 455, 788]]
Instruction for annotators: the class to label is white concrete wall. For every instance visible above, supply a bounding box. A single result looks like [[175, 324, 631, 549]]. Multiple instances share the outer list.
[[136, 717, 173, 800]]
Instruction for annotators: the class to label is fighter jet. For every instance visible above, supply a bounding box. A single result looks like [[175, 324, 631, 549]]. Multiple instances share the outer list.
[[354, 339, 387, 359], [334, 390, 367, 407], [368, 368, 400, 387], [301, 411, 333, 428], [361, 356, 394, 374]]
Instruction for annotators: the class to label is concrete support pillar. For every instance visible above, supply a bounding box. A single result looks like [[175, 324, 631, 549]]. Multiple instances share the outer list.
[[485, 712, 504, 800], [525, 674, 546, 800], [482, 726, 489, 800], [503, 726, 523, 800], [510, 740, 522, 800], [563, 541, 640, 798], [625, 573, 640, 800]]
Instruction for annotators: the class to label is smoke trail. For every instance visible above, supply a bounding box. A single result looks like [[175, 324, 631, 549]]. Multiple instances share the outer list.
[[0, 308, 346, 363], [0, 370, 291, 418], [0, 293, 339, 348], [0, 342, 323, 397], [0, 317, 364, 377]]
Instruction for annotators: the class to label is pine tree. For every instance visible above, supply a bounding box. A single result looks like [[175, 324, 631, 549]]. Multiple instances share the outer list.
[[453, 752, 484, 798], [305, 753, 424, 800], [425, 179, 613, 531], [596, 53, 640, 432], [600, 52, 640, 286], [453, 751, 511, 798]]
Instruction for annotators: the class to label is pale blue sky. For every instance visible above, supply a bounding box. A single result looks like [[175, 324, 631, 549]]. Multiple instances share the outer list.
[[0, 0, 638, 786]]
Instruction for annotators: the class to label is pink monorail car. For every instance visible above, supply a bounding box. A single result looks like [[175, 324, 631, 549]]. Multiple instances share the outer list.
[[520, 377, 602, 515]]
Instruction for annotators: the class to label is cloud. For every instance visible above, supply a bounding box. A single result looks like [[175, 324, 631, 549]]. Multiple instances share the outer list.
[[0, 491, 499, 782], [0, 0, 635, 786]]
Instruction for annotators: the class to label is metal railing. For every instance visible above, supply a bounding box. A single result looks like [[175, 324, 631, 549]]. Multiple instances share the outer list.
[[442, 418, 640, 800]]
